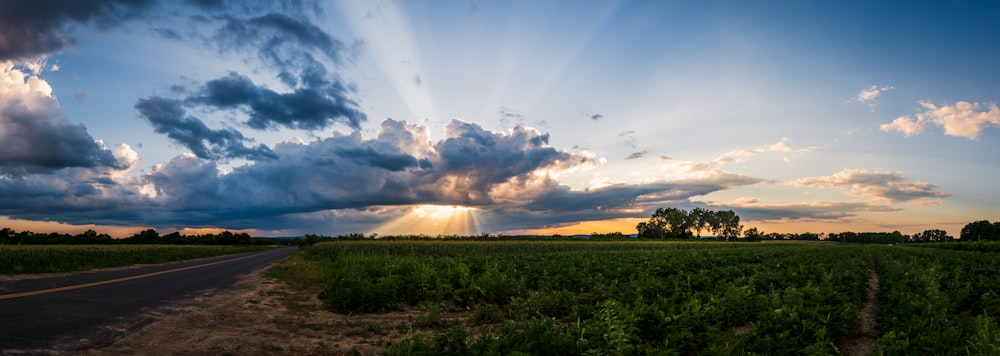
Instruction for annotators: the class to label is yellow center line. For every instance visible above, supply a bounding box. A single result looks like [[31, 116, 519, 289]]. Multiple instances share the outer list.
[[0, 251, 269, 300]]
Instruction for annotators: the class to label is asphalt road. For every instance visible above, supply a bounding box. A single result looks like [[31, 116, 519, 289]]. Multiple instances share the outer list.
[[0, 247, 296, 352]]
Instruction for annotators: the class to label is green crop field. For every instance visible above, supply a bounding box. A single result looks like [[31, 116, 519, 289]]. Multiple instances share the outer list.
[[0, 245, 271, 274], [272, 239, 1000, 354]]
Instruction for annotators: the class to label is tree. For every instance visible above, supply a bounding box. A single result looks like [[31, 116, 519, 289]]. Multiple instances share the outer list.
[[637, 207, 745, 240], [961, 220, 996, 241], [743, 227, 763, 242], [637, 207, 694, 239], [690, 207, 710, 238], [911, 229, 951, 242]]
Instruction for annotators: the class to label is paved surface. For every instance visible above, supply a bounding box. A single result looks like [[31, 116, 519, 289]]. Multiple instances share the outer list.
[[0, 247, 295, 352]]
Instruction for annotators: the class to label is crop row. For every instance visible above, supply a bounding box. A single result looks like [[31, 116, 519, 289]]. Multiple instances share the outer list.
[[300, 241, 872, 354], [0, 244, 270, 274], [875, 246, 1000, 354]]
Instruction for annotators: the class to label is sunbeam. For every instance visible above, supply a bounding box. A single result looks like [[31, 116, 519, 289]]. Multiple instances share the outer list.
[[373, 205, 480, 236]]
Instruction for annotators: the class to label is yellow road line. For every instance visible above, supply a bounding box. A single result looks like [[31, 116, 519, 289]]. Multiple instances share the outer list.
[[0, 252, 268, 300]]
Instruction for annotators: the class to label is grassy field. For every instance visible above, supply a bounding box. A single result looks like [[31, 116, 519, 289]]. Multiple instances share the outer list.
[[270, 239, 1000, 354], [0, 244, 271, 274]]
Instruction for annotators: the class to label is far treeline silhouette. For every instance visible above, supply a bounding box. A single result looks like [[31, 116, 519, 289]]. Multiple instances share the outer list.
[[0, 228, 285, 245], [1, 216, 998, 245], [635, 208, 1000, 243]]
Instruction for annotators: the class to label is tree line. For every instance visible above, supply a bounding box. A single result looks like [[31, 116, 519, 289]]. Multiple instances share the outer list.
[[635, 207, 998, 244], [0, 228, 281, 245], [960, 220, 1000, 241]]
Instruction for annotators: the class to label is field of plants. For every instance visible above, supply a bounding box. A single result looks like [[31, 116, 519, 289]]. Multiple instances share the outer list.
[[0, 245, 271, 274], [276, 240, 1000, 354]]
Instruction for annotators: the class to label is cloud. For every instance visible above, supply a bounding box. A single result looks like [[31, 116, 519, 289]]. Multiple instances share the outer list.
[[73, 90, 87, 103], [625, 151, 646, 160], [855, 85, 892, 104], [879, 116, 926, 137], [714, 138, 813, 164], [498, 107, 526, 127], [0, 117, 772, 233], [128, 7, 367, 134], [0, 0, 157, 61], [214, 13, 344, 67], [710, 198, 898, 222], [793, 169, 950, 204], [0, 64, 120, 175], [135, 96, 276, 161], [192, 72, 365, 130], [881, 101, 1000, 139]]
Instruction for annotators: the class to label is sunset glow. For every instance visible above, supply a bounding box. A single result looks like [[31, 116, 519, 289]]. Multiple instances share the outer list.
[[374, 205, 481, 236]]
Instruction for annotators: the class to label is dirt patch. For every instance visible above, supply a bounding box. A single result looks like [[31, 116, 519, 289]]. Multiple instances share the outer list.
[[840, 265, 880, 356], [733, 324, 753, 336], [78, 268, 445, 355]]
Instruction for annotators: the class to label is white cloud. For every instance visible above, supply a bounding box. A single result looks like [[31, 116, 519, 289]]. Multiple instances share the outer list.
[[881, 100, 1000, 139], [714, 138, 814, 164], [793, 168, 950, 204], [879, 116, 926, 137], [855, 85, 893, 103]]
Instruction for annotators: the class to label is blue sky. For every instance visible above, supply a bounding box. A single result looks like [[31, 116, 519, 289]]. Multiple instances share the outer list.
[[1, 0, 998, 237]]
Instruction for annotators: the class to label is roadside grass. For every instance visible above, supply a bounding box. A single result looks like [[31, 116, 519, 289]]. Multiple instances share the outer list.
[[0, 244, 271, 274]]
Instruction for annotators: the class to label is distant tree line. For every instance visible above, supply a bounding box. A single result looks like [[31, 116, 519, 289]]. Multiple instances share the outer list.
[[0, 228, 283, 245], [635, 207, 1000, 244]]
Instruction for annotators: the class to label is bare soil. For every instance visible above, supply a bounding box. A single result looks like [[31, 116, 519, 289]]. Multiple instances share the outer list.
[[79, 268, 438, 355], [840, 265, 880, 356]]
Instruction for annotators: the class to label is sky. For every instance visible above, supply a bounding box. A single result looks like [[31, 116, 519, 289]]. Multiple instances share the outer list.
[[1, 0, 999, 237]]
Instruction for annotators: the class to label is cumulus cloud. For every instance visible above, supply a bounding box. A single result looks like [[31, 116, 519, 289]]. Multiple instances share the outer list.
[[793, 169, 950, 204], [0, 64, 119, 174], [881, 101, 1000, 139], [879, 116, 926, 137], [0, 0, 157, 61], [135, 96, 276, 161], [0, 116, 772, 232], [715, 138, 813, 164]]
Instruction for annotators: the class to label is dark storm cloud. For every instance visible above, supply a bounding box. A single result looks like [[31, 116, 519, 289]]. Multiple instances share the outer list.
[[184, 0, 224, 9], [194, 72, 365, 130], [141, 8, 367, 133], [135, 96, 276, 161], [0, 74, 119, 174], [0, 0, 157, 61], [334, 147, 421, 172], [435, 121, 573, 201], [214, 13, 344, 65], [522, 182, 703, 213], [0, 115, 775, 233], [0, 166, 148, 226]]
